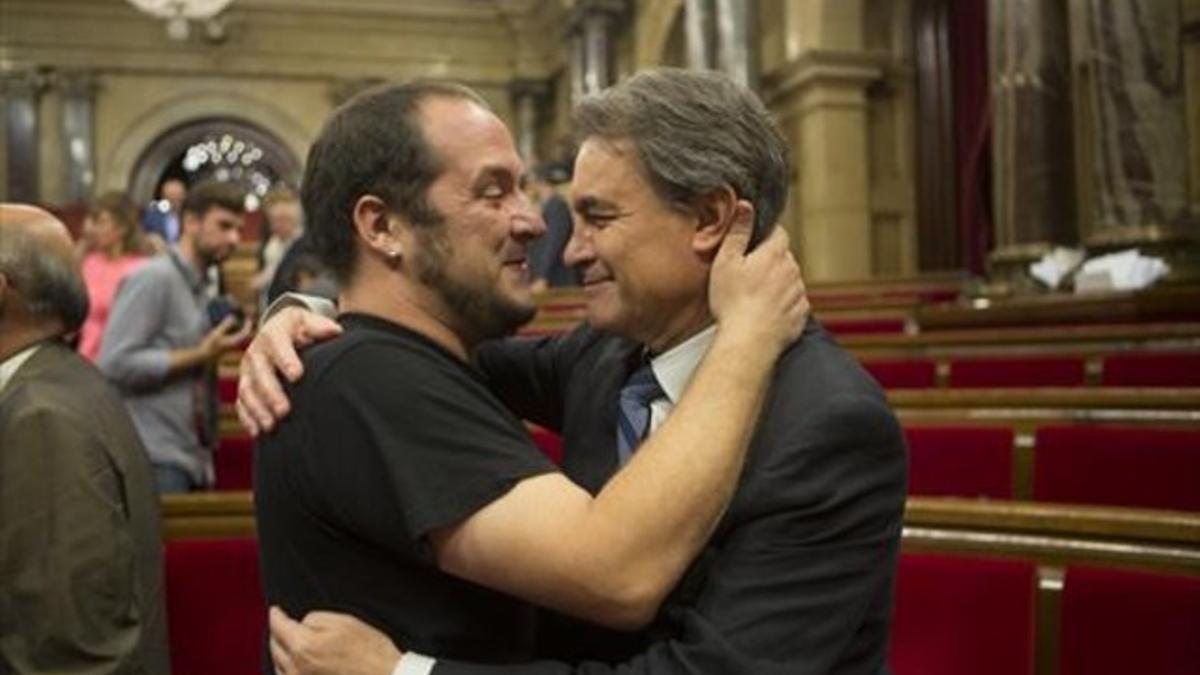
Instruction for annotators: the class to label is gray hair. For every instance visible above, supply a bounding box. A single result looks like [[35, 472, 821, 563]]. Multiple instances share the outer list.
[[0, 226, 89, 332], [573, 68, 790, 245]]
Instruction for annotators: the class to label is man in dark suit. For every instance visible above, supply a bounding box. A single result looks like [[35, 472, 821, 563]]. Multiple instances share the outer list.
[[0, 204, 170, 674], [246, 69, 906, 674], [141, 177, 186, 245]]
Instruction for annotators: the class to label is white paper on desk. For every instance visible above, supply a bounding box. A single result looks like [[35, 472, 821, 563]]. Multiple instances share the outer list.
[[1029, 247, 1085, 289], [1072, 249, 1170, 292]]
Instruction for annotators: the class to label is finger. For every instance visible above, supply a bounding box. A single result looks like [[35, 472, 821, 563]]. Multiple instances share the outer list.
[[247, 349, 291, 420], [236, 377, 276, 434], [265, 327, 307, 383], [269, 635, 296, 675], [301, 610, 356, 629], [717, 201, 755, 261], [270, 606, 308, 648], [294, 313, 343, 348], [214, 315, 237, 334], [235, 398, 261, 437]]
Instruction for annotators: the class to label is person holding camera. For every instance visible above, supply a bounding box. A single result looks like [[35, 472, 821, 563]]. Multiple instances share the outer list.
[[99, 180, 252, 493]]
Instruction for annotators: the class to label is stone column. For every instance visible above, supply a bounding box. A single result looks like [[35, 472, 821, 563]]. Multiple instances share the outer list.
[[1, 69, 48, 203], [766, 55, 881, 281], [713, 0, 757, 90], [59, 71, 100, 204], [987, 0, 1077, 293], [566, 0, 626, 100], [684, 0, 715, 70], [510, 79, 549, 163], [1075, 0, 1197, 281]]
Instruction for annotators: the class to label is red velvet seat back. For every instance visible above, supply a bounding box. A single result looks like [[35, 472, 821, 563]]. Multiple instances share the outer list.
[[948, 355, 1086, 388], [1033, 425, 1200, 511], [215, 435, 255, 491], [1060, 566, 1200, 675], [904, 426, 1014, 498], [1101, 351, 1200, 387], [862, 358, 938, 389], [165, 538, 265, 675], [889, 554, 1036, 675], [529, 425, 563, 464], [217, 376, 239, 404]]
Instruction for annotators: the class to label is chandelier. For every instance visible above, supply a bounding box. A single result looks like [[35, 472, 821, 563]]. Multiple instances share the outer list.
[[125, 0, 234, 41]]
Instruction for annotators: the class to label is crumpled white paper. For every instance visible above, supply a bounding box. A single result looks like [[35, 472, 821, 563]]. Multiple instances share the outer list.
[[1072, 249, 1170, 293], [1029, 247, 1086, 289]]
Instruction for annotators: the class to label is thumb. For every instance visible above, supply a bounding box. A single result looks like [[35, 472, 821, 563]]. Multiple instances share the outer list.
[[715, 201, 755, 262]]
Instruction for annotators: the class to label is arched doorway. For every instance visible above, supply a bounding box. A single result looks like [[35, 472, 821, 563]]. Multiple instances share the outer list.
[[128, 117, 302, 216]]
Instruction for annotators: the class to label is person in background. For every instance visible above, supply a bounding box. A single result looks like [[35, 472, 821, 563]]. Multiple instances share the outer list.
[[0, 203, 170, 674], [142, 177, 187, 246], [77, 191, 153, 362], [99, 180, 253, 493], [525, 161, 578, 291], [253, 185, 305, 311]]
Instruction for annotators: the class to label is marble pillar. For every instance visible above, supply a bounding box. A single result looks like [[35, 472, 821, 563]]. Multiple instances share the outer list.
[[59, 71, 99, 204], [1076, 0, 1197, 280], [713, 0, 757, 90], [684, 0, 715, 70], [510, 80, 548, 163], [988, 0, 1077, 292], [1, 69, 47, 203], [566, 0, 625, 102]]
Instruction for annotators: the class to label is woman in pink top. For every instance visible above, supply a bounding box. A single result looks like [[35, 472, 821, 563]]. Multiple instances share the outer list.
[[78, 192, 152, 361]]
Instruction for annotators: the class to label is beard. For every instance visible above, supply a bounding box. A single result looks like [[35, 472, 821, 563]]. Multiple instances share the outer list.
[[412, 225, 536, 343]]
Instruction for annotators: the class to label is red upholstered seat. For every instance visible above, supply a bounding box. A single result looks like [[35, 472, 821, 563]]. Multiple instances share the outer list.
[[1101, 351, 1200, 387], [1060, 566, 1200, 675], [215, 435, 255, 491], [1032, 425, 1200, 511], [529, 425, 563, 464], [165, 538, 265, 675], [889, 554, 1036, 675], [904, 426, 1014, 498], [948, 355, 1086, 388], [862, 359, 938, 389]]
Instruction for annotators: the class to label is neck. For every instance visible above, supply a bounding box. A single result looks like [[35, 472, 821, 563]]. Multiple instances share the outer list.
[[104, 243, 125, 260], [0, 322, 59, 364], [339, 269, 472, 362], [176, 236, 203, 272], [643, 297, 713, 355]]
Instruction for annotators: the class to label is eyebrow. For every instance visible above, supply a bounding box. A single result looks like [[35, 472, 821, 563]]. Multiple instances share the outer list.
[[470, 164, 518, 189], [572, 195, 620, 214]]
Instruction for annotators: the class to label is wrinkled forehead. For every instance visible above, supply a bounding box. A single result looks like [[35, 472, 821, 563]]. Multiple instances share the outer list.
[[570, 137, 654, 203]]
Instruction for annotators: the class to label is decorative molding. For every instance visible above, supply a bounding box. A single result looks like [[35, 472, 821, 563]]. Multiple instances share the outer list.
[[761, 49, 885, 105]]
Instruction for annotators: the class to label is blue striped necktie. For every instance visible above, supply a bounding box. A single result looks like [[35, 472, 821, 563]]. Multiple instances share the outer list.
[[616, 364, 664, 466]]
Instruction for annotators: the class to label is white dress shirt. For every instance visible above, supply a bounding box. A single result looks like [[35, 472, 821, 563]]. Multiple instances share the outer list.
[[0, 343, 41, 395]]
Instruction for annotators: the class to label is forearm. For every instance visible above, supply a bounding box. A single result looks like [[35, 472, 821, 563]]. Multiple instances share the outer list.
[[98, 342, 169, 389]]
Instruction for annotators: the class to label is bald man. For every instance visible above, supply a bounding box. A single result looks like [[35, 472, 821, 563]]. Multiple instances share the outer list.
[[0, 204, 169, 674]]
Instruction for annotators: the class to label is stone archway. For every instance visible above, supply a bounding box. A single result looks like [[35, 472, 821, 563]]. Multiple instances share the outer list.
[[101, 89, 312, 203], [634, 0, 683, 68], [126, 118, 301, 207]]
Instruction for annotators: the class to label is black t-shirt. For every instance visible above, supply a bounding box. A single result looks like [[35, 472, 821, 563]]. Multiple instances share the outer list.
[[255, 313, 558, 664]]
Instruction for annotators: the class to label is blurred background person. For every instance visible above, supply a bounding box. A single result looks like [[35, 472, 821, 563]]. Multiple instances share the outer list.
[[141, 177, 187, 248], [77, 191, 155, 362], [0, 203, 170, 674], [252, 185, 304, 312], [524, 160, 578, 291]]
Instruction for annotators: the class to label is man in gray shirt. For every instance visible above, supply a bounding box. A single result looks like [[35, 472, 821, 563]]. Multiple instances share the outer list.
[[100, 180, 252, 493]]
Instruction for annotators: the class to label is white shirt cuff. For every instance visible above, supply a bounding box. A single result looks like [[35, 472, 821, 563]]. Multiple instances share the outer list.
[[393, 651, 437, 675], [261, 292, 337, 325]]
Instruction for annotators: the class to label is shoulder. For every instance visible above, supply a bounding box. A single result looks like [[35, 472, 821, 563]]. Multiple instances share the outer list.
[[2, 351, 125, 431], [121, 254, 172, 286]]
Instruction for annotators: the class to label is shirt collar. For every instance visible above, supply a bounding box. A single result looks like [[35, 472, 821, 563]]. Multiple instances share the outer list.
[[649, 324, 716, 405], [0, 343, 42, 395]]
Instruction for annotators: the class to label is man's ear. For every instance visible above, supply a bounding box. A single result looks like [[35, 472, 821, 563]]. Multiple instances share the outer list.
[[692, 186, 754, 259], [352, 195, 405, 264]]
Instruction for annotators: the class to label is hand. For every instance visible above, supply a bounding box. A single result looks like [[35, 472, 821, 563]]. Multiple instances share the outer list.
[[269, 607, 402, 675], [708, 204, 808, 354], [236, 305, 341, 436], [199, 315, 254, 363]]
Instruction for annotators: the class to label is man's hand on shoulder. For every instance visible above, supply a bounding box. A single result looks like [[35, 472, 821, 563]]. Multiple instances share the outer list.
[[236, 305, 342, 436], [269, 607, 403, 675]]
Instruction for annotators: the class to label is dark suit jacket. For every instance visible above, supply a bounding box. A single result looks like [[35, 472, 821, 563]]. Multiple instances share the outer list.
[[439, 321, 907, 674], [0, 341, 170, 674]]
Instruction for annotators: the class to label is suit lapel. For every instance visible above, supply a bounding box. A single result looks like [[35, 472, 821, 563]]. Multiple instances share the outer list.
[[562, 336, 642, 494]]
